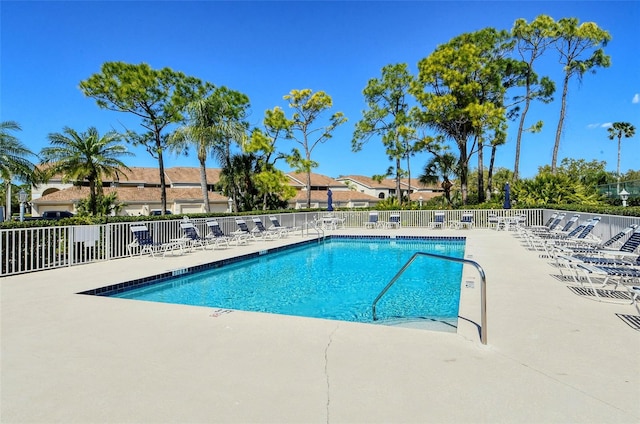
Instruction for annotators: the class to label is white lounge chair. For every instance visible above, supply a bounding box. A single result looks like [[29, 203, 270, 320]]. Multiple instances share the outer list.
[[268, 216, 300, 236], [251, 217, 282, 240], [205, 220, 245, 247], [127, 224, 182, 257], [382, 213, 401, 229], [364, 212, 379, 229], [450, 213, 473, 229], [179, 222, 208, 251], [429, 212, 446, 229]]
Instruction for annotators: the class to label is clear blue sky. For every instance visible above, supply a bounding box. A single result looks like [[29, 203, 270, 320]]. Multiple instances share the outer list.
[[1, 1, 638, 180]]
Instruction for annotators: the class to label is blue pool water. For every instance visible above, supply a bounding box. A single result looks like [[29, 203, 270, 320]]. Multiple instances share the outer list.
[[113, 237, 465, 324]]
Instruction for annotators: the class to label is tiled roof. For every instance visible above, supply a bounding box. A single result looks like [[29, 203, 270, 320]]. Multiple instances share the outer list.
[[399, 178, 440, 191], [166, 167, 221, 185], [292, 190, 379, 202], [337, 175, 396, 189], [286, 172, 346, 188], [115, 167, 161, 184], [31, 186, 229, 204]]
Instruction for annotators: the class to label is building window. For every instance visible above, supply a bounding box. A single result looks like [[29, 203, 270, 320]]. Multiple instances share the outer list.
[[378, 193, 385, 199]]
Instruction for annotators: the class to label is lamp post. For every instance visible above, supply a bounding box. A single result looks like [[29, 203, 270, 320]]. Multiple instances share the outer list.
[[619, 189, 629, 207], [418, 196, 423, 208], [18, 189, 27, 222], [227, 197, 233, 213]]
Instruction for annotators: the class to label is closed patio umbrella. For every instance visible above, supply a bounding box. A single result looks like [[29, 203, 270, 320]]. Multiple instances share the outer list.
[[503, 182, 511, 209], [327, 189, 333, 211]]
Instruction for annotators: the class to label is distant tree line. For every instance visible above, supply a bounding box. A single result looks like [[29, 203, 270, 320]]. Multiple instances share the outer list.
[[1, 15, 637, 217]]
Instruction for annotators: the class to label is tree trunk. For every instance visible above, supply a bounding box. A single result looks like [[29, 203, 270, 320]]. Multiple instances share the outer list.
[[406, 149, 411, 204], [477, 136, 485, 203], [5, 178, 11, 221], [89, 178, 97, 215], [457, 139, 469, 205], [306, 151, 312, 209], [487, 144, 497, 200], [514, 83, 532, 180], [552, 72, 570, 174], [395, 157, 402, 205], [442, 179, 452, 205], [199, 158, 210, 213], [155, 129, 168, 214]]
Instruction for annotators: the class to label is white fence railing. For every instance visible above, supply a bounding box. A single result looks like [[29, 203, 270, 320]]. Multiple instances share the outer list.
[[2, 209, 638, 277]]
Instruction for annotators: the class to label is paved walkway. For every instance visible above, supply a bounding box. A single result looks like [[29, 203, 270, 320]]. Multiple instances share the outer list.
[[1, 228, 639, 423]]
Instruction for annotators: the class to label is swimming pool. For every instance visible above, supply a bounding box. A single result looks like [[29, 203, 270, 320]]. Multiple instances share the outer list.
[[107, 236, 465, 326]]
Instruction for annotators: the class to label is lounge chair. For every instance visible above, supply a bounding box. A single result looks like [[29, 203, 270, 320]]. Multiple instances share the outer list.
[[179, 222, 208, 251], [530, 213, 566, 233], [450, 213, 473, 229], [251, 217, 282, 239], [554, 224, 638, 256], [127, 224, 182, 257], [382, 213, 401, 229], [233, 218, 256, 241], [570, 261, 640, 304], [602, 224, 639, 249], [268, 216, 300, 236], [544, 217, 600, 241], [205, 220, 245, 247], [429, 212, 446, 229], [558, 214, 580, 233], [552, 225, 640, 281], [488, 214, 501, 230], [364, 212, 380, 229]]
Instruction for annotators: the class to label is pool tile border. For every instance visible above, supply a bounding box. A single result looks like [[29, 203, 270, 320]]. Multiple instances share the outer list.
[[79, 235, 466, 298]]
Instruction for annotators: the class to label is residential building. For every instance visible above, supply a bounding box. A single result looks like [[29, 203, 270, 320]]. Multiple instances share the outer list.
[[29, 167, 383, 216]]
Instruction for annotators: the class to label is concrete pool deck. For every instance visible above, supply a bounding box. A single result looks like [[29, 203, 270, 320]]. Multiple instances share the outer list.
[[1, 228, 639, 423]]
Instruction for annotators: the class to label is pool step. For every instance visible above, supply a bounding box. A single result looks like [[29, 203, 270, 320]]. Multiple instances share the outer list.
[[377, 317, 458, 333]]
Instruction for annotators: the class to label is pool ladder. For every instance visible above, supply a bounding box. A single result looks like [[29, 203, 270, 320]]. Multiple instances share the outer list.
[[305, 218, 325, 240], [371, 252, 488, 345]]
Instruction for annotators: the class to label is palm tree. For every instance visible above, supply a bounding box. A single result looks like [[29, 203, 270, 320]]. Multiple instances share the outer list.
[[0, 121, 39, 220], [607, 122, 636, 191], [171, 91, 247, 213], [419, 152, 458, 206], [40, 127, 132, 215]]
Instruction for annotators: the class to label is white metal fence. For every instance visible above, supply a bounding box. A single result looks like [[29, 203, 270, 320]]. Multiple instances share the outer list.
[[2, 209, 638, 277]]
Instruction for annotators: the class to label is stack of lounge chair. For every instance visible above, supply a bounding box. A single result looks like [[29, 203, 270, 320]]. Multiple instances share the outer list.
[[549, 225, 640, 308]]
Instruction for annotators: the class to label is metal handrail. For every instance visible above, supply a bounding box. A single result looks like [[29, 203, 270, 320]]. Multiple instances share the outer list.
[[372, 252, 488, 345], [305, 219, 325, 240]]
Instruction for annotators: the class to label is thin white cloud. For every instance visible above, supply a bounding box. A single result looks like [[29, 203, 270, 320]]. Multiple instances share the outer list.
[[633, 93, 639, 104], [587, 122, 612, 129]]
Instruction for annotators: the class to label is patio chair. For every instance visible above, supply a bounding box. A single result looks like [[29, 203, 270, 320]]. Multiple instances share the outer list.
[[618, 225, 640, 253], [530, 213, 566, 234], [364, 212, 380, 229], [382, 213, 401, 229], [205, 219, 245, 247], [554, 224, 638, 256], [571, 261, 640, 304], [602, 224, 639, 249], [543, 217, 599, 241], [127, 224, 182, 257], [233, 218, 256, 241], [558, 214, 580, 233], [488, 214, 501, 230], [268, 216, 300, 236], [251, 217, 282, 240], [179, 222, 208, 251], [450, 213, 473, 229], [429, 212, 446, 229]]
